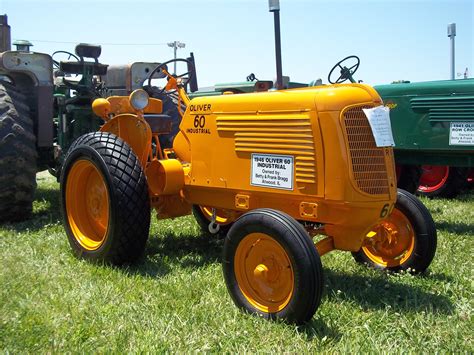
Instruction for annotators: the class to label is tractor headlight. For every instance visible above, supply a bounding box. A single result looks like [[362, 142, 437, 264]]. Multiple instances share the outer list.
[[129, 89, 149, 111]]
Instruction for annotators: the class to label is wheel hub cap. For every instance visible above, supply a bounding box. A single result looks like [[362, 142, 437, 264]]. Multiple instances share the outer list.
[[234, 233, 294, 313], [363, 209, 415, 267], [65, 159, 110, 251]]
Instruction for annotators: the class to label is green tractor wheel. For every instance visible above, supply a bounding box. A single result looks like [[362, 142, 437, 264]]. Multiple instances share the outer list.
[[417, 165, 469, 198]]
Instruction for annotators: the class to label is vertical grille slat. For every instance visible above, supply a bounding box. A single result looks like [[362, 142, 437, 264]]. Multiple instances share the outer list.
[[343, 106, 389, 195]]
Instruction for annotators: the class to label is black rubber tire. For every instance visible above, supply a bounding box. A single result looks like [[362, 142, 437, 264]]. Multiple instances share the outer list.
[[417, 166, 469, 198], [396, 164, 422, 194], [223, 208, 323, 324], [0, 81, 37, 222], [192, 205, 234, 236], [60, 132, 150, 265], [352, 189, 437, 274]]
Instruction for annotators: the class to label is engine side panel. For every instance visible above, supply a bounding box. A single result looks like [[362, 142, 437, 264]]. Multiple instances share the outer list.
[[172, 85, 396, 251]]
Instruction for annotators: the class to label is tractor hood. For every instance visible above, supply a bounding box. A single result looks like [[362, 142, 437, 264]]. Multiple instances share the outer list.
[[188, 83, 383, 114]]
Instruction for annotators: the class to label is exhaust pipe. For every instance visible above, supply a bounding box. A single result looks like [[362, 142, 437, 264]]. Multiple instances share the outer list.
[[0, 14, 11, 52]]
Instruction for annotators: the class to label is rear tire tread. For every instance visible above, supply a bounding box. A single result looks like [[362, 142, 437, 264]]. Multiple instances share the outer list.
[[0, 81, 37, 222]]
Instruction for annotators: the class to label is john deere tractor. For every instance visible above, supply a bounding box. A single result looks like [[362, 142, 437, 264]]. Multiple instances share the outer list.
[[0, 38, 110, 221], [60, 57, 437, 324], [0, 15, 165, 222]]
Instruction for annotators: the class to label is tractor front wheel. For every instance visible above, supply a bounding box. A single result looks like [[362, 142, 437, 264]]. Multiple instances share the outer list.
[[60, 132, 150, 265], [223, 209, 323, 324], [353, 189, 437, 273]]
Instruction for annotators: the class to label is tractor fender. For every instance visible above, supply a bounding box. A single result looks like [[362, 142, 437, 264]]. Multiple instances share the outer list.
[[0, 51, 53, 86], [100, 113, 152, 167]]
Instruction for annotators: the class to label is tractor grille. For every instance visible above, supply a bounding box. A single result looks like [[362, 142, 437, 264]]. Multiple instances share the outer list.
[[216, 112, 317, 184], [342, 106, 390, 195]]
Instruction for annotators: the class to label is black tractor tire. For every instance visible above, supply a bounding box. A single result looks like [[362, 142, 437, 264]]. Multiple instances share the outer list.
[[417, 166, 469, 198], [223, 208, 323, 324], [192, 205, 234, 237], [60, 132, 150, 265], [353, 189, 437, 274], [396, 164, 422, 194], [0, 81, 37, 222]]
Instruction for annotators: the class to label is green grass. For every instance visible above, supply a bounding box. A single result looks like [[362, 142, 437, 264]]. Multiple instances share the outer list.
[[1, 172, 473, 352]]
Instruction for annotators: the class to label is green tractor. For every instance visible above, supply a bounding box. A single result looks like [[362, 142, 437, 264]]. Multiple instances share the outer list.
[[375, 79, 474, 198], [0, 40, 107, 221], [0, 15, 165, 221]]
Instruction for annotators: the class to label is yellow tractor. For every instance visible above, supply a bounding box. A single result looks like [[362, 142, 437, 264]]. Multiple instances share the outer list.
[[60, 58, 437, 324]]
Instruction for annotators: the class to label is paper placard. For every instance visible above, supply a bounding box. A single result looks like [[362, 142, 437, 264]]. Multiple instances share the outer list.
[[363, 106, 395, 147]]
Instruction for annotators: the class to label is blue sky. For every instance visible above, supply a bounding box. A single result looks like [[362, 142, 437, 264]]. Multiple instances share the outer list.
[[1, 0, 472, 87]]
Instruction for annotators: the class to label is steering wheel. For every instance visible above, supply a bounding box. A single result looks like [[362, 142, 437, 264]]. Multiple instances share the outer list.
[[52, 50, 80, 69], [146, 58, 194, 94], [328, 55, 360, 84]]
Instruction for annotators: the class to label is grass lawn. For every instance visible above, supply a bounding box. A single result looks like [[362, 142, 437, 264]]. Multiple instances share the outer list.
[[1, 172, 473, 352]]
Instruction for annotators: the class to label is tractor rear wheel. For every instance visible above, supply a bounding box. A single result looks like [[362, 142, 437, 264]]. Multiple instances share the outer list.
[[60, 132, 150, 265], [223, 209, 323, 324], [353, 189, 437, 273], [417, 165, 468, 198], [0, 81, 37, 222]]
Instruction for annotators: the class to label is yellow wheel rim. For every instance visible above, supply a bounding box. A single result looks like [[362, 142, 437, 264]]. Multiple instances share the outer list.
[[234, 233, 294, 313], [200, 206, 233, 225], [66, 159, 110, 251], [362, 209, 415, 268]]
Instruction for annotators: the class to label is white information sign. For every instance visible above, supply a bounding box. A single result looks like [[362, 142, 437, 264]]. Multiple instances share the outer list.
[[251, 154, 294, 190], [449, 122, 474, 146], [363, 106, 395, 147]]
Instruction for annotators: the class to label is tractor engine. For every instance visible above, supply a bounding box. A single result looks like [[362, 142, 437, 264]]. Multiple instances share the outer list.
[[166, 84, 397, 251]]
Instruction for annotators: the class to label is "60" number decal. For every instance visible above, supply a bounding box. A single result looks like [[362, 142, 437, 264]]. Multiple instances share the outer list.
[[380, 203, 395, 218], [194, 115, 206, 128]]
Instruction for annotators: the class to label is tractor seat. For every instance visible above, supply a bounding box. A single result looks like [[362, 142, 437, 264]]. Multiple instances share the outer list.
[[59, 61, 108, 76], [144, 114, 173, 134]]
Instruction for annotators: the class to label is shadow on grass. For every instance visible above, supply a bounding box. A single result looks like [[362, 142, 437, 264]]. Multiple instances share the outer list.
[[127, 232, 223, 278], [324, 269, 453, 314], [435, 221, 474, 235], [300, 317, 342, 342], [1, 186, 62, 232]]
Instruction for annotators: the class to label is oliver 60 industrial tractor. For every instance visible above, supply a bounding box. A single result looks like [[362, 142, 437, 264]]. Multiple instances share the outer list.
[[60, 58, 437, 324]]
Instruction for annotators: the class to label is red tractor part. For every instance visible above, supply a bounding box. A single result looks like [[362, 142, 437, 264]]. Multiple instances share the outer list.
[[417, 165, 469, 198]]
